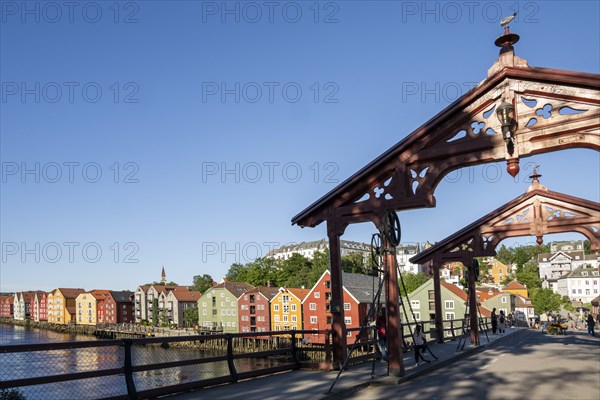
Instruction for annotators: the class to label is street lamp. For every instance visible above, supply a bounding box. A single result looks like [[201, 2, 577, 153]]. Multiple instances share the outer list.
[[496, 99, 515, 148]]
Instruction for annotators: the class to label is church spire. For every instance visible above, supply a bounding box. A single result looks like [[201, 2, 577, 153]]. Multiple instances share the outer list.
[[161, 266, 166, 284]]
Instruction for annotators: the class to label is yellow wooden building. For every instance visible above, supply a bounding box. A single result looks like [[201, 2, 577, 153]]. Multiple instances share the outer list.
[[75, 290, 110, 325], [47, 288, 85, 324], [502, 279, 529, 298], [487, 259, 510, 285], [270, 288, 309, 332]]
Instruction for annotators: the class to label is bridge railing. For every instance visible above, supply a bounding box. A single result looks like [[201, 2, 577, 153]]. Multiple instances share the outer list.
[[0, 319, 491, 399]]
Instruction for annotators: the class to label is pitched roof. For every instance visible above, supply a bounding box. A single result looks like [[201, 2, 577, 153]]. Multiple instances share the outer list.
[[515, 295, 533, 308], [503, 280, 527, 290], [342, 271, 384, 303], [287, 288, 310, 301], [172, 290, 201, 302], [90, 290, 111, 300], [476, 290, 498, 302], [559, 265, 600, 279], [110, 291, 133, 303], [245, 286, 280, 300], [441, 282, 467, 301], [58, 288, 86, 299], [151, 285, 189, 294], [213, 281, 255, 297]]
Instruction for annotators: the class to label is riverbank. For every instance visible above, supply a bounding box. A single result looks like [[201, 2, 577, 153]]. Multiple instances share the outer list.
[[0, 317, 96, 336]]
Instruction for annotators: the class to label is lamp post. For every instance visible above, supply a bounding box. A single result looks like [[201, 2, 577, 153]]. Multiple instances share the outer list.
[[496, 99, 519, 177]]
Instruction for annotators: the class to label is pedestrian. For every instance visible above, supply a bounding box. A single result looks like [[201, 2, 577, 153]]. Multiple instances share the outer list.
[[491, 308, 498, 334], [413, 324, 430, 366], [499, 310, 506, 334], [376, 309, 387, 361], [540, 312, 548, 331], [587, 313, 596, 337]]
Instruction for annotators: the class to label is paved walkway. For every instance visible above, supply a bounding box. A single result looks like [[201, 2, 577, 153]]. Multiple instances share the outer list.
[[163, 327, 530, 400]]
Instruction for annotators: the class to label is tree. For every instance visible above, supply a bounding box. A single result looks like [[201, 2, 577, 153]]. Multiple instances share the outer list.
[[531, 288, 562, 314], [342, 252, 366, 274], [309, 250, 330, 282], [146, 281, 179, 286], [495, 244, 512, 265], [159, 308, 169, 327], [191, 274, 214, 294], [184, 307, 198, 328], [515, 263, 541, 289], [152, 298, 159, 325], [226, 263, 250, 282], [399, 272, 430, 297]]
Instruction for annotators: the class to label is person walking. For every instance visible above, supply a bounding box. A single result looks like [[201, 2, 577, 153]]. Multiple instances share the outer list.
[[376, 309, 387, 361], [498, 310, 507, 334], [587, 313, 596, 337], [491, 308, 498, 334], [413, 324, 430, 366]]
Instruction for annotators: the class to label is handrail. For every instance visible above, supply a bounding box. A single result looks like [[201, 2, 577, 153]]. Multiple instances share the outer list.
[[0, 319, 491, 398]]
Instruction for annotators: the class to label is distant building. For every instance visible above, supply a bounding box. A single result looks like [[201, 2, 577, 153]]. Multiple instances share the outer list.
[[502, 280, 528, 298], [267, 239, 428, 273], [0, 295, 14, 318], [133, 284, 190, 324], [267, 239, 370, 261], [556, 265, 599, 303], [102, 291, 134, 324], [481, 292, 516, 317], [271, 287, 309, 333], [238, 286, 279, 334], [13, 292, 35, 321], [76, 290, 110, 325], [538, 249, 599, 280], [402, 280, 492, 326], [31, 291, 47, 322], [487, 259, 510, 285], [550, 240, 585, 253], [47, 288, 85, 325], [302, 270, 384, 344], [164, 289, 201, 327], [514, 294, 535, 322], [197, 281, 255, 333]]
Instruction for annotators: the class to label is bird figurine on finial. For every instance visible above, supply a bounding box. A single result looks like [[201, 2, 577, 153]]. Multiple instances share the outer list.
[[500, 12, 517, 34]]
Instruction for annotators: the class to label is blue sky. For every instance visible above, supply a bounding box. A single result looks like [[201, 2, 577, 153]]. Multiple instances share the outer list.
[[1, 1, 599, 292]]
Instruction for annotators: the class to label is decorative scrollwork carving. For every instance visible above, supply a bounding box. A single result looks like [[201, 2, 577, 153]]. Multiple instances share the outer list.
[[445, 104, 500, 144]]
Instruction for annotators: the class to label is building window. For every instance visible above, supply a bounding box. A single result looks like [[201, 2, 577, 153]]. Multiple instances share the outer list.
[[411, 300, 420, 309], [291, 316, 297, 322], [274, 315, 280, 322], [501, 297, 507, 304], [445, 312, 455, 320], [309, 303, 316, 310], [314, 292, 320, 298], [274, 304, 279, 311], [414, 312, 421, 321], [325, 281, 331, 289], [291, 304, 296, 312], [310, 316, 317, 324], [344, 317, 352, 325], [343, 303, 351, 311], [445, 300, 454, 309]]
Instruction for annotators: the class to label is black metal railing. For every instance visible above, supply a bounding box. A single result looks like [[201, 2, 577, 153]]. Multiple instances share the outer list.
[[1, 319, 493, 400]]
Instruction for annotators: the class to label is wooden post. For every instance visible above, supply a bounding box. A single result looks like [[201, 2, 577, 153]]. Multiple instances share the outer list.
[[432, 262, 444, 343], [384, 237, 404, 377], [468, 262, 479, 346], [327, 219, 347, 369]]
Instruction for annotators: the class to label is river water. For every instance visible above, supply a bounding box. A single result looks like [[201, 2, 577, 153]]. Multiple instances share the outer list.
[[0, 323, 284, 400]]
